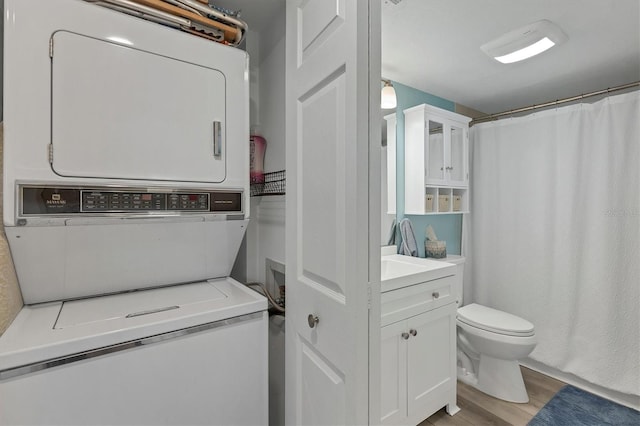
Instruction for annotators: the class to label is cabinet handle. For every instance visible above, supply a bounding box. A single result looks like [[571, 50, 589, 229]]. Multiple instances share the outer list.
[[307, 314, 319, 329], [213, 121, 222, 158], [409, 329, 417, 337], [401, 332, 410, 340], [432, 291, 440, 299]]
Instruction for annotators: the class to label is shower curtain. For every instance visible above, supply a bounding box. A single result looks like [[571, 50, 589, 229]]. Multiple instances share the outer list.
[[469, 91, 639, 397]]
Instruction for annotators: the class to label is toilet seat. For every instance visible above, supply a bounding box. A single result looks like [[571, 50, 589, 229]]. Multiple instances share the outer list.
[[457, 303, 534, 337]]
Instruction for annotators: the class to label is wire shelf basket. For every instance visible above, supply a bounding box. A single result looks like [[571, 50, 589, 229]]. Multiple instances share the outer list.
[[250, 170, 286, 196]]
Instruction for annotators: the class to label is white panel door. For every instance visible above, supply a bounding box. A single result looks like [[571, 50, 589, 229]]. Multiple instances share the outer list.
[[51, 31, 227, 183], [285, 0, 380, 425]]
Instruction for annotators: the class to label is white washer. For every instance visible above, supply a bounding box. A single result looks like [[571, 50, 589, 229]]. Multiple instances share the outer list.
[[0, 280, 267, 425], [0, 1, 266, 424]]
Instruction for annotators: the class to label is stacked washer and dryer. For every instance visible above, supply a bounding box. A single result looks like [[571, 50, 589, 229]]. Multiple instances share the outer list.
[[0, 0, 267, 424]]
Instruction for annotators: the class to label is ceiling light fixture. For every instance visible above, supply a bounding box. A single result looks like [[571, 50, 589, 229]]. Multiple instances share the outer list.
[[481, 20, 567, 64], [381, 79, 397, 109]]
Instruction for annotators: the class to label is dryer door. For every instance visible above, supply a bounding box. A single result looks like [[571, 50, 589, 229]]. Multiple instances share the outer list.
[[50, 31, 227, 183]]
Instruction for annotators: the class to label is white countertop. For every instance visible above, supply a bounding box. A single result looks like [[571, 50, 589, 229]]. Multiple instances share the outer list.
[[381, 254, 456, 292]]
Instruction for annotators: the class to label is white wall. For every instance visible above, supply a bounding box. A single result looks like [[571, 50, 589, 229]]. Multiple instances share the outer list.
[[233, 9, 286, 293], [243, 13, 287, 426], [255, 11, 286, 173], [0, 124, 23, 335]]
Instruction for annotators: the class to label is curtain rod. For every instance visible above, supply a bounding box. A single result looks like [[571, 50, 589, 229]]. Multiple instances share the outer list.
[[470, 81, 640, 126]]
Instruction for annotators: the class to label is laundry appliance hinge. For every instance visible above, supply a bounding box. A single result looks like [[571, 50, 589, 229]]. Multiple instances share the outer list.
[[49, 38, 54, 58], [48, 143, 54, 164]]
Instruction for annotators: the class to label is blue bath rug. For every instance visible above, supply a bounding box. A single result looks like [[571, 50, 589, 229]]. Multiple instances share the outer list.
[[528, 385, 640, 426]]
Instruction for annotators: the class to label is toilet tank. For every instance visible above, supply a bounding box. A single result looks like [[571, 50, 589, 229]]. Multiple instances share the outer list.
[[433, 256, 465, 306]]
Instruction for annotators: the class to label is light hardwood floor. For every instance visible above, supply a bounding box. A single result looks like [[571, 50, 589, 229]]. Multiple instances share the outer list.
[[419, 367, 566, 426]]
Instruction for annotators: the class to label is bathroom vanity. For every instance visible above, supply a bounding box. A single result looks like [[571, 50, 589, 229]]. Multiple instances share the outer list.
[[380, 254, 459, 425]]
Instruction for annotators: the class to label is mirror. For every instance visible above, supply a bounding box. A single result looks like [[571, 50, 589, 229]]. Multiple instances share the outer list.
[[381, 114, 395, 245]]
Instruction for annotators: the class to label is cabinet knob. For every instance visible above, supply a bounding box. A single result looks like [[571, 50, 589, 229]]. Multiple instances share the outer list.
[[401, 332, 410, 340], [307, 314, 319, 329], [432, 291, 440, 299], [409, 329, 417, 337]]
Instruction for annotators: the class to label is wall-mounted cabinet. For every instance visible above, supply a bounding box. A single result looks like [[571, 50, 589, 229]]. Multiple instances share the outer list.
[[404, 104, 471, 215]]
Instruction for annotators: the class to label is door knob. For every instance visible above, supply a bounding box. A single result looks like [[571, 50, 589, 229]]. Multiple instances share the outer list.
[[401, 332, 410, 340], [409, 329, 417, 337], [432, 291, 440, 299], [307, 314, 319, 329]]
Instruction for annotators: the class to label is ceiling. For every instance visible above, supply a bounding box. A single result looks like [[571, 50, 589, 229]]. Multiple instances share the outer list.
[[382, 0, 640, 114], [212, 0, 639, 115]]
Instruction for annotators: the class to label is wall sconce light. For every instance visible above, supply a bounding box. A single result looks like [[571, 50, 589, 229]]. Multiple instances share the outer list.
[[381, 79, 397, 109], [481, 19, 568, 64]]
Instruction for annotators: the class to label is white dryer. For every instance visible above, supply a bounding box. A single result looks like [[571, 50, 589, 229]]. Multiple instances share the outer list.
[[0, 1, 267, 424]]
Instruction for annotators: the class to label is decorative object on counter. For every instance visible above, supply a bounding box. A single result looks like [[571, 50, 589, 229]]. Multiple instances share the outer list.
[[425, 225, 447, 258], [250, 135, 267, 184], [250, 170, 285, 197], [86, 0, 247, 46], [398, 219, 418, 257]]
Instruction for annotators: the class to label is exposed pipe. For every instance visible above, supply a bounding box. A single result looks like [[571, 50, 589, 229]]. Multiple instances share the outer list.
[[470, 81, 640, 126], [246, 282, 286, 314]]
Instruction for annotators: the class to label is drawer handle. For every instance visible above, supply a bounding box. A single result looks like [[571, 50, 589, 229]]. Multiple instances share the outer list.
[[432, 291, 440, 299], [401, 332, 410, 340], [409, 329, 417, 337]]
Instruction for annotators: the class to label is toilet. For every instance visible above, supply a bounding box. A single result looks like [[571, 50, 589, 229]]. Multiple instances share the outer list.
[[440, 256, 537, 403]]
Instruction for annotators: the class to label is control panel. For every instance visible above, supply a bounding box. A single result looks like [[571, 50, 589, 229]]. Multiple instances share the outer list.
[[20, 185, 243, 216]]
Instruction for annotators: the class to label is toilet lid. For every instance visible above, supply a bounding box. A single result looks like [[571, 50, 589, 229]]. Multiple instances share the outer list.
[[457, 303, 535, 337]]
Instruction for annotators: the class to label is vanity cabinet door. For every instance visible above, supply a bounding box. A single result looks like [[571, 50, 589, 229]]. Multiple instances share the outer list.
[[407, 303, 457, 421], [380, 320, 408, 425]]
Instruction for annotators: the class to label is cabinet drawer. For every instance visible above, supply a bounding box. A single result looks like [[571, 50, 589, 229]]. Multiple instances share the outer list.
[[381, 275, 455, 327]]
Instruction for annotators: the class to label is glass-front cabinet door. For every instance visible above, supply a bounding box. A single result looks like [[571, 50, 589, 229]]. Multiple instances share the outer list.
[[426, 119, 446, 185], [448, 123, 467, 186]]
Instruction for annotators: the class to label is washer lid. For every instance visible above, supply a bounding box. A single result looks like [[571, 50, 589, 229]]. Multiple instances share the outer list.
[[55, 282, 227, 329], [457, 303, 535, 336]]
